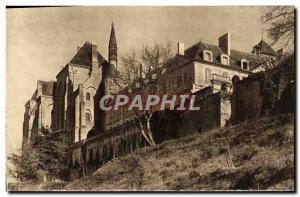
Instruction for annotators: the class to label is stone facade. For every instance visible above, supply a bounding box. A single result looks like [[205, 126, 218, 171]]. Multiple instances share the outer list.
[[51, 42, 105, 145], [231, 55, 295, 124], [176, 87, 231, 137], [22, 24, 279, 179], [22, 81, 56, 146]]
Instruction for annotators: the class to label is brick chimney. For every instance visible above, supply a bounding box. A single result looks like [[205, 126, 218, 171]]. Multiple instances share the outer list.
[[218, 33, 231, 55], [177, 42, 184, 55]]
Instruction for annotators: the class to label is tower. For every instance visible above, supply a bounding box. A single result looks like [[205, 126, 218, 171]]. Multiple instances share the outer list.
[[108, 22, 118, 70]]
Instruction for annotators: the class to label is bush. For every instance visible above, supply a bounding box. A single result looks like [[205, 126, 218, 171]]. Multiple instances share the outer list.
[[8, 133, 68, 182]]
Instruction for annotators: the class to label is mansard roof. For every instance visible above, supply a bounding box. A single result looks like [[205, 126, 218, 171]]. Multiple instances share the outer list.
[[184, 41, 260, 71], [70, 42, 107, 67], [252, 39, 276, 56]]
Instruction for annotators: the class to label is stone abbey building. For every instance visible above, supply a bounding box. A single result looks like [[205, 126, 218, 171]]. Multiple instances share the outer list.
[[22, 23, 279, 178]]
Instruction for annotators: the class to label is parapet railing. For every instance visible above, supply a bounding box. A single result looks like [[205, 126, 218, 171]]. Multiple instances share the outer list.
[[70, 119, 139, 149]]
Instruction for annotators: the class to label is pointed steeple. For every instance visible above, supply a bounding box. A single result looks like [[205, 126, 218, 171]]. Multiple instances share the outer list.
[[108, 21, 118, 70], [109, 22, 117, 48]]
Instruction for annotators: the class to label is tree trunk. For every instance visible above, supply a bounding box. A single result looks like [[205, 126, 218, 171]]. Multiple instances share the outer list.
[[146, 116, 156, 146], [138, 120, 153, 146]]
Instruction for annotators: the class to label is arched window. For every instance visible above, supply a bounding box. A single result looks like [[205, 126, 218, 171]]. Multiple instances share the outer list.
[[86, 92, 90, 100], [205, 68, 212, 82], [221, 55, 230, 65], [85, 112, 92, 123], [203, 50, 213, 62]]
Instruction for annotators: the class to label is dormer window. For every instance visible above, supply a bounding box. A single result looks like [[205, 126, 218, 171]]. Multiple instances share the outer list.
[[203, 50, 213, 62], [221, 54, 230, 66], [240, 59, 249, 70]]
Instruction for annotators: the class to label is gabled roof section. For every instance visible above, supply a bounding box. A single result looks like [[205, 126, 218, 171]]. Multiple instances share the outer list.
[[38, 81, 56, 96], [70, 42, 107, 67], [31, 90, 37, 100], [184, 41, 260, 71], [42, 81, 56, 96], [252, 39, 276, 56]]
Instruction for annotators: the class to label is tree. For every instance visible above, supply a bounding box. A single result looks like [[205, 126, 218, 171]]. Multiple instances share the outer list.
[[120, 42, 173, 146], [8, 133, 68, 182], [261, 6, 294, 51]]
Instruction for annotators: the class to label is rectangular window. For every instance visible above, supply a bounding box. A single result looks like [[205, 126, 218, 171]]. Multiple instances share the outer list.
[[242, 62, 248, 70], [205, 68, 212, 82]]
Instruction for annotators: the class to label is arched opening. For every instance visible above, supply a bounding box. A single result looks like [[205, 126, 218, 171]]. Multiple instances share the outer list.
[[116, 142, 124, 157], [85, 110, 92, 124], [86, 92, 91, 100]]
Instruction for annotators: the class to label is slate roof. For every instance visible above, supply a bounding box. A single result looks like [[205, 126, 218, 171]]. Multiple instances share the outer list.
[[103, 62, 120, 78], [164, 54, 192, 73], [70, 42, 107, 68], [252, 39, 276, 56], [183, 41, 261, 71]]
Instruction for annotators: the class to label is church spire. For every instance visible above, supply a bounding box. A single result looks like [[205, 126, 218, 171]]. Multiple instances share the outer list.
[[108, 22, 118, 70]]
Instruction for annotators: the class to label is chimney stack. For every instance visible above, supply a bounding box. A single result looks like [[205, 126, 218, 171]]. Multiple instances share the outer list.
[[91, 42, 98, 63], [177, 42, 184, 55], [37, 81, 43, 97], [218, 32, 231, 55]]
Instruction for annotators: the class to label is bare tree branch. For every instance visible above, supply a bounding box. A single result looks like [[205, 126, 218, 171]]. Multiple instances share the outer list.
[[261, 6, 294, 50]]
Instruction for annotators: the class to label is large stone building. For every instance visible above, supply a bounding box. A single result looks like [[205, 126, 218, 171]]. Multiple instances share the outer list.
[[22, 23, 279, 178], [22, 80, 56, 146]]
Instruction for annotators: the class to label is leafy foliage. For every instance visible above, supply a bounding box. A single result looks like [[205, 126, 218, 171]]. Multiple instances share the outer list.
[[8, 133, 68, 182]]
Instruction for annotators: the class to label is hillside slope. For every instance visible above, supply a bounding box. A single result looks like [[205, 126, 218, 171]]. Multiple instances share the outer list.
[[64, 114, 294, 191]]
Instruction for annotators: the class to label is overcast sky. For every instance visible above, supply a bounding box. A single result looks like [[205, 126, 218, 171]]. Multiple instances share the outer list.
[[6, 6, 267, 153]]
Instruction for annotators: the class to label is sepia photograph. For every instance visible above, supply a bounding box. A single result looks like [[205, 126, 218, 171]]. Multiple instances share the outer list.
[[6, 6, 295, 192]]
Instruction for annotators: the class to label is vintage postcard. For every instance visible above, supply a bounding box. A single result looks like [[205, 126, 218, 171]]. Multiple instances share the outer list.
[[6, 6, 295, 192]]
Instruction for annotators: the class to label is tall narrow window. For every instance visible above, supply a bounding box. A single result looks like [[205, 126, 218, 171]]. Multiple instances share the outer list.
[[205, 68, 212, 82], [86, 112, 92, 123], [86, 92, 90, 100]]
